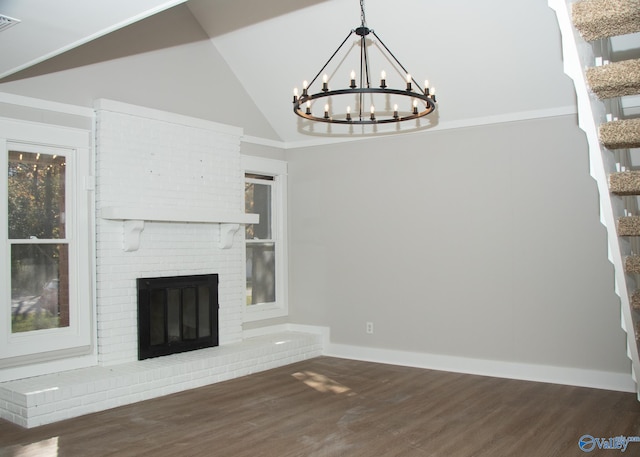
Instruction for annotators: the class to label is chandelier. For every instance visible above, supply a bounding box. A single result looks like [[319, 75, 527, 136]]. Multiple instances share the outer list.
[[292, 0, 437, 125]]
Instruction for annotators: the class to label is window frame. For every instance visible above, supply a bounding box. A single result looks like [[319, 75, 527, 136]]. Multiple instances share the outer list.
[[0, 119, 94, 375], [241, 155, 288, 322]]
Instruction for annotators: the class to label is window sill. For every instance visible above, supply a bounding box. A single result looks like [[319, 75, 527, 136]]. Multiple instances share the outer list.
[[244, 303, 288, 322]]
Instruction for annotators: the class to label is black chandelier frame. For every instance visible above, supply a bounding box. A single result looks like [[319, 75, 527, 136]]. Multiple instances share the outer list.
[[293, 4, 437, 125]]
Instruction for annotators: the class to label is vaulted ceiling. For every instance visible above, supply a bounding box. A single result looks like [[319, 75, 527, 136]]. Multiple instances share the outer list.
[[0, 0, 581, 145]]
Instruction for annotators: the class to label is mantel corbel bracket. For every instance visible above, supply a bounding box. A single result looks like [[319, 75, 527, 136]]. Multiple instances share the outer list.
[[219, 223, 241, 249], [123, 220, 145, 252]]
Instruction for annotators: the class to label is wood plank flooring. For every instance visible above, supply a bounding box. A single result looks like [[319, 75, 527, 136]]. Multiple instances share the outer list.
[[1, 356, 639, 457]]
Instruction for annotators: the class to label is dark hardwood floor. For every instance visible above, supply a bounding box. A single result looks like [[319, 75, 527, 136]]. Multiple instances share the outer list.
[[1, 356, 639, 456]]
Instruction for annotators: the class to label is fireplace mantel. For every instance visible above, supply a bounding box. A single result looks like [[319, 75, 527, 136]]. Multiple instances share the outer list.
[[100, 207, 259, 251]]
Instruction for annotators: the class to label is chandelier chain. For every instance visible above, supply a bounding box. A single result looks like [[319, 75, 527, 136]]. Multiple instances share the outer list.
[[360, 0, 366, 27]]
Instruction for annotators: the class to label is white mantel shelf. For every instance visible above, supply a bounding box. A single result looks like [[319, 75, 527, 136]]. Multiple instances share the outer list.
[[100, 207, 259, 251]]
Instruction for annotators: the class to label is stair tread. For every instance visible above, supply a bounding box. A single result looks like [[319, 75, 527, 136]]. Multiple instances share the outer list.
[[610, 171, 640, 195], [572, 0, 640, 41], [618, 216, 640, 236], [587, 59, 640, 100], [624, 255, 640, 273], [600, 118, 640, 150]]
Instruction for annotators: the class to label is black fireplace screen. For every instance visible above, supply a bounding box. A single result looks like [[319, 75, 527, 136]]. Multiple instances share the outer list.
[[137, 274, 219, 360]]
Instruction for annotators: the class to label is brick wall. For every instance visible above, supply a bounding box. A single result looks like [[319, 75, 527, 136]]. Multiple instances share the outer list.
[[95, 102, 246, 366]]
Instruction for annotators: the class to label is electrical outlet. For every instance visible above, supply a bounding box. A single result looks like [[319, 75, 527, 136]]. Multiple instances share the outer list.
[[366, 322, 374, 334]]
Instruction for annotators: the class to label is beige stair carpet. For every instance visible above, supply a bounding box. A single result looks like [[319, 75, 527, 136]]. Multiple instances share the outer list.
[[572, 0, 640, 41], [610, 171, 640, 195], [625, 255, 640, 274], [600, 118, 640, 150], [618, 216, 640, 236], [587, 59, 640, 100], [632, 290, 640, 310]]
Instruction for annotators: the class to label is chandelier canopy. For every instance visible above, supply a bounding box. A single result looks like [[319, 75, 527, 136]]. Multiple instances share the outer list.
[[292, 0, 437, 125]]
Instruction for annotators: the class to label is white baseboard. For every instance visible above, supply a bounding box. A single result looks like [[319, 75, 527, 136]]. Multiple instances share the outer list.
[[325, 343, 636, 393], [242, 326, 634, 392]]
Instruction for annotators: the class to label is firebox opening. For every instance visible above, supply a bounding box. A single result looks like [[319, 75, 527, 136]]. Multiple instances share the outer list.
[[137, 274, 219, 360]]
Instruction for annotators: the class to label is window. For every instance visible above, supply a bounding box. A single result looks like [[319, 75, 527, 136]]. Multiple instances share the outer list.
[[242, 156, 287, 321], [1, 120, 93, 374], [8, 149, 69, 333]]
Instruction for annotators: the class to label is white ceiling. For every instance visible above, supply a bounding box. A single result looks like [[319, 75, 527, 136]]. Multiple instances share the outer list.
[[0, 0, 580, 145], [0, 0, 188, 79]]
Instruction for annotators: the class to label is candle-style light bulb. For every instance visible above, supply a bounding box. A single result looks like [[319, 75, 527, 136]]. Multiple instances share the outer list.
[[322, 74, 329, 92], [424, 80, 430, 95], [393, 103, 399, 119], [324, 104, 330, 119], [346, 105, 352, 121], [302, 80, 309, 96], [412, 99, 419, 114], [350, 70, 356, 88], [306, 100, 311, 115], [380, 70, 387, 88], [293, 87, 299, 102], [370, 105, 376, 121], [431, 86, 437, 102], [406, 74, 412, 91]]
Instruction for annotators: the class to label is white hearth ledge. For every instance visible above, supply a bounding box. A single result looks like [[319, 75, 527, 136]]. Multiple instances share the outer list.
[[100, 207, 259, 251], [0, 330, 324, 428]]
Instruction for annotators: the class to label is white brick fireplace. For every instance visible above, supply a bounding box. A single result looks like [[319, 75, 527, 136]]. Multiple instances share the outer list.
[[94, 99, 247, 365], [0, 100, 324, 428]]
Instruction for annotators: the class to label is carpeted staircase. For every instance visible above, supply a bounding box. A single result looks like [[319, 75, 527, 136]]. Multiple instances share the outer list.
[[549, 0, 640, 399]]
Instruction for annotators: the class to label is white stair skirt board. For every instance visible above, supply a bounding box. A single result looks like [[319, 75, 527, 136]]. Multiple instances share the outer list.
[[549, 0, 640, 400]]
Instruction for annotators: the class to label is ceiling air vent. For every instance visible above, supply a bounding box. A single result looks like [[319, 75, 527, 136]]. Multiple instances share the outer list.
[[0, 15, 20, 33]]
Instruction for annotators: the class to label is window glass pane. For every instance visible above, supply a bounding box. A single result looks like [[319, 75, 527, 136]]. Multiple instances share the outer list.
[[182, 288, 197, 340], [198, 285, 211, 338], [8, 151, 66, 240], [11, 244, 69, 333], [150, 289, 165, 346], [245, 181, 272, 240], [167, 289, 180, 343], [246, 242, 276, 305]]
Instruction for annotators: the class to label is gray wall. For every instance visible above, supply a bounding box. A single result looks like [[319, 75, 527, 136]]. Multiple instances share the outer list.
[[240, 142, 286, 161], [0, 4, 280, 142], [286, 115, 630, 374]]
